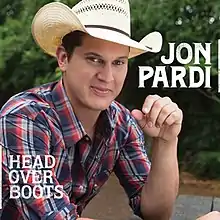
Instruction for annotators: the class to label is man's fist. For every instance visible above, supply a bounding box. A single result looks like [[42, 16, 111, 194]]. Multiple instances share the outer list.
[[131, 95, 183, 142]]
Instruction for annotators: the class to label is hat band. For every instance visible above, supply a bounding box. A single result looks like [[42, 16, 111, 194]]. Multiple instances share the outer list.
[[85, 25, 130, 37]]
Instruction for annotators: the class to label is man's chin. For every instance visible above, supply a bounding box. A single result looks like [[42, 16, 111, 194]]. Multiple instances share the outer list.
[[87, 100, 113, 111]]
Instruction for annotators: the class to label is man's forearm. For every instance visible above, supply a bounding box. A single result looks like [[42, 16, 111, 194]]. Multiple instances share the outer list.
[[140, 137, 179, 220]]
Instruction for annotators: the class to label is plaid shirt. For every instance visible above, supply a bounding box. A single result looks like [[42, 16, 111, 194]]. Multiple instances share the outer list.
[[0, 78, 151, 220]]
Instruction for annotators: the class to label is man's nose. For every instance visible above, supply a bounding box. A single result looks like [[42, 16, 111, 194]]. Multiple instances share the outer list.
[[96, 63, 114, 82]]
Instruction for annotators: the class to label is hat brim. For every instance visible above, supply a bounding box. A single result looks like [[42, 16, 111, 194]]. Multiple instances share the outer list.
[[32, 2, 162, 59]]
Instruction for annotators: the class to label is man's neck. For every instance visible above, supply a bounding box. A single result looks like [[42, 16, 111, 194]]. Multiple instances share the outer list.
[[62, 78, 101, 140], [72, 104, 100, 140]]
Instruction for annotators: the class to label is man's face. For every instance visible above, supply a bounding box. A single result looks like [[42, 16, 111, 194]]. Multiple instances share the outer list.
[[57, 34, 129, 111]]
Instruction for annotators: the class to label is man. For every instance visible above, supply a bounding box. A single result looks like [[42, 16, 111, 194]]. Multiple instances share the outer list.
[[0, 0, 182, 219]]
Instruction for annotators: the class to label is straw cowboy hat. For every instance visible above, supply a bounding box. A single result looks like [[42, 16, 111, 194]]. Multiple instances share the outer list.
[[31, 0, 163, 59]]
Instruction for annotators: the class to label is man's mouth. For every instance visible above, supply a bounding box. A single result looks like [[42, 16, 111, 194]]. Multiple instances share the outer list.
[[90, 86, 111, 96]]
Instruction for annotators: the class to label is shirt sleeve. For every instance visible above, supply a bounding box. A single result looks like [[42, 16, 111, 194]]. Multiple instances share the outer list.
[[113, 113, 151, 219], [0, 113, 79, 220]]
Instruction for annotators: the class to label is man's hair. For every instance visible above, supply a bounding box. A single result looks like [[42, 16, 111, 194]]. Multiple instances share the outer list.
[[61, 30, 85, 59]]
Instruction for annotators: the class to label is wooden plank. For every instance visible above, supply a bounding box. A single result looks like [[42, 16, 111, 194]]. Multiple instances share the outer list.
[[172, 195, 214, 220]]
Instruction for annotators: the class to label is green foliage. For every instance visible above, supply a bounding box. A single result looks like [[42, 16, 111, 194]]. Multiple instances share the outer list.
[[34, 67, 62, 86], [188, 151, 220, 179], [0, 0, 78, 104]]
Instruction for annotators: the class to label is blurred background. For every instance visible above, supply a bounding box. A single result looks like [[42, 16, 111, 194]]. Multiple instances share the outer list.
[[1, 0, 220, 219]]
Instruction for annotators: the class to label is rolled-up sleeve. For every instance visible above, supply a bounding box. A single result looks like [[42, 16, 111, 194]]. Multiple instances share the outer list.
[[114, 114, 151, 219], [0, 113, 78, 220]]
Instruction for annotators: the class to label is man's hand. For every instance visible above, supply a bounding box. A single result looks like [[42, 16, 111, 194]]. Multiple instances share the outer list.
[[196, 211, 220, 219], [131, 95, 183, 142]]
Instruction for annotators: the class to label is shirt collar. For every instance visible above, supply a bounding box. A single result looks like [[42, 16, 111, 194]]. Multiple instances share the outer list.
[[51, 78, 114, 148]]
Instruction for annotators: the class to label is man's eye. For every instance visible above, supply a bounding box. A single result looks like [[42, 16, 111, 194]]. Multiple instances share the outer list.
[[87, 57, 103, 64], [113, 60, 125, 65]]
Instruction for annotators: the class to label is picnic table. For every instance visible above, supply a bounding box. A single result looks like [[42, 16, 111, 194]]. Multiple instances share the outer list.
[[130, 195, 219, 220], [172, 195, 219, 219]]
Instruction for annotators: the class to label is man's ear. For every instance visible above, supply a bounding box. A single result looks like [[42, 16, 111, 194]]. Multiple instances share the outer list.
[[56, 46, 69, 72]]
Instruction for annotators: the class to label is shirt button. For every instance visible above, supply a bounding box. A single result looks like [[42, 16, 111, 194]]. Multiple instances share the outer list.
[[94, 183, 98, 190], [85, 136, 90, 141]]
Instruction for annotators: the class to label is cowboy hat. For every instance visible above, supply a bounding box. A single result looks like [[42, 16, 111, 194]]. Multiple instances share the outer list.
[[31, 0, 163, 59]]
